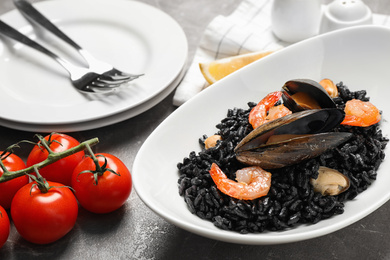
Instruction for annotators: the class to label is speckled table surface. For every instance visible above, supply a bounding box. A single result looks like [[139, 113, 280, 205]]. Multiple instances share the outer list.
[[0, 0, 389, 259]]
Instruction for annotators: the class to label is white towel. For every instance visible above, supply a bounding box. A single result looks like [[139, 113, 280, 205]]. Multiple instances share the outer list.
[[172, 0, 390, 106]]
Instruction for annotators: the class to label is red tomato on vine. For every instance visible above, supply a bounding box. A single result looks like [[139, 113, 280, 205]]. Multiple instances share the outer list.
[[27, 133, 84, 186], [0, 205, 10, 248], [11, 181, 78, 244], [0, 152, 28, 209], [71, 153, 132, 214]]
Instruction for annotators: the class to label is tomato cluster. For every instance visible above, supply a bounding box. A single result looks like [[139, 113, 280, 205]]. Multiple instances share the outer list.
[[0, 133, 132, 247]]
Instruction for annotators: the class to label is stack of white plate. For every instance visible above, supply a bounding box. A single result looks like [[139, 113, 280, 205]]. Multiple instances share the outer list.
[[0, 0, 187, 132]]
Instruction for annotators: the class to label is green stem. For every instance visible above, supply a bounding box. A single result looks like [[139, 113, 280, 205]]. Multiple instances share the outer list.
[[0, 156, 7, 173], [36, 134, 54, 155], [32, 166, 50, 193], [85, 144, 102, 172], [0, 137, 99, 183]]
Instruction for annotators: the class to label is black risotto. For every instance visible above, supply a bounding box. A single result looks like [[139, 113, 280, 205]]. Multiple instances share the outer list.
[[177, 82, 388, 233]]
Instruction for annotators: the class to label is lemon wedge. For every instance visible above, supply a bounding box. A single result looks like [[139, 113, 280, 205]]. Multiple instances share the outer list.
[[199, 50, 274, 85]]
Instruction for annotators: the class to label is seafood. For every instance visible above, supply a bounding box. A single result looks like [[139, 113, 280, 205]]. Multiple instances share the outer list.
[[248, 91, 291, 129], [280, 79, 381, 127], [235, 109, 352, 169], [249, 79, 338, 129], [209, 163, 271, 200], [282, 79, 336, 112], [341, 99, 381, 127], [178, 79, 387, 234], [310, 166, 350, 196], [319, 78, 338, 98], [204, 135, 222, 149], [266, 105, 292, 123]]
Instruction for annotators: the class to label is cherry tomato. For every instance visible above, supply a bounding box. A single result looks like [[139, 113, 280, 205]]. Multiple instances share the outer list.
[[11, 181, 78, 244], [0, 205, 10, 249], [27, 133, 85, 186], [71, 153, 132, 214], [0, 152, 29, 209]]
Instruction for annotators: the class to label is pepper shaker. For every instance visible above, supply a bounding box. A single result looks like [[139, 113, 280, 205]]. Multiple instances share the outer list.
[[271, 0, 322, 43]]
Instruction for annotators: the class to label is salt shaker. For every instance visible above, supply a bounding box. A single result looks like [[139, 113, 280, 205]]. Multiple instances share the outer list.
[[319, 0, 373, 33], [271, 0, 322, 43]]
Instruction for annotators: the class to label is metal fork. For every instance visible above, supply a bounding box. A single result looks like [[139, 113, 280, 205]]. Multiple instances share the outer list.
[[13, 0, 143, 85], [0, 1, 142, 93]]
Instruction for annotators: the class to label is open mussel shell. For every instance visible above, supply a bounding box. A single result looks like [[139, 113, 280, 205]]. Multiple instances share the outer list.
[[235, 108, 352, 169], [282, 79, 336, 112], [236, 108, 345, 151], [235, 132, 352, 169], [310, 166, 350, 196]]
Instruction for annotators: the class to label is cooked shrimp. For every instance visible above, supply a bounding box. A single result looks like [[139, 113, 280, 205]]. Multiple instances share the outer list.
[[209, 163, 272, 200], [341, 99, 381, 127], [267, 104, 292, 121], [249, 91, 292, 129]]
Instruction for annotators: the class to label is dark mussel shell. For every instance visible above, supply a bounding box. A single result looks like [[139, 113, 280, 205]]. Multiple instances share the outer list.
[[235, 132, 352, 169], [282, 79, 336, 112], [235, 108, 352, 169]]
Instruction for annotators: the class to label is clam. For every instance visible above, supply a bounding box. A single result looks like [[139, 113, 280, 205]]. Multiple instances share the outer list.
[[282, 79, 336, 112], [310, 166, 350, 196], [234, 108, 352, 169]]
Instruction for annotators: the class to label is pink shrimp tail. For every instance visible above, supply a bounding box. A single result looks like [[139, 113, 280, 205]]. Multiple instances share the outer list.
[[249, 91, 282, 129], [209, 163, 271, 200], [249, 91, 292, 129]]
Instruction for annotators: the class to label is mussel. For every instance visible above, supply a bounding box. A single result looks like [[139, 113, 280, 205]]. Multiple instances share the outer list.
[[234, 108, 352, 169], [310, 166, 350, 196], [282, 79, 336, 112]]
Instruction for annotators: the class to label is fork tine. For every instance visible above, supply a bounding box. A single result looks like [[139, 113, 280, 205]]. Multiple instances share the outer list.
[[98, 73, 142, 83], [107, 68, 144, 77], [97, 78, 133, 85], [116, 71, 144, 78], [99, 74, 132, 82], [88, 86, 115, 93], [100, 73, 144, 82], [87, 82, 118, 91], [118, 72, 145, 79], [83, 73, 139, 93], [90, 81, 117, 88], [91, 79, 128, 88]]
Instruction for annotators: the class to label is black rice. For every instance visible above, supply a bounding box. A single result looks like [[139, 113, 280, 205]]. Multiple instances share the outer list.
[[177, 82, 388, 233]]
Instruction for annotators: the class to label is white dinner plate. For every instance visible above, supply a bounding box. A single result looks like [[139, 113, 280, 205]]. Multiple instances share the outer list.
[[0, 0, 187, 126], [0, 67, 185, 133], [133, 25, 390, 245]]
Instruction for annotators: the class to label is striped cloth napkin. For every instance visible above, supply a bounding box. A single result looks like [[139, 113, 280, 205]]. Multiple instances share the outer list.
[[172, 0, 390, 106]]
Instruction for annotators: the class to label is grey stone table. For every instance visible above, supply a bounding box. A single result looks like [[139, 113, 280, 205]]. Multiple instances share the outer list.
[[0, 0, 389, 259]]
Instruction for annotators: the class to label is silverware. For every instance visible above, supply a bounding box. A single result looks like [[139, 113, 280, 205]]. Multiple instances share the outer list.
[[0, 0, 143, 93]]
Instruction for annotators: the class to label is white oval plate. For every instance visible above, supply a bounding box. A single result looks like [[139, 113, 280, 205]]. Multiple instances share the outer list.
[[0, 0, 187, 125], [133, 25, 390, 245]]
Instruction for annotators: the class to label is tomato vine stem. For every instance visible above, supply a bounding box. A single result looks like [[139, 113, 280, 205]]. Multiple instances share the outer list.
[[0, 137, 99, 183], [76, 146, 119, 185], [36, 133, 55, 155], [30, 166, 50, 193], [85, 144, 103, 173]]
